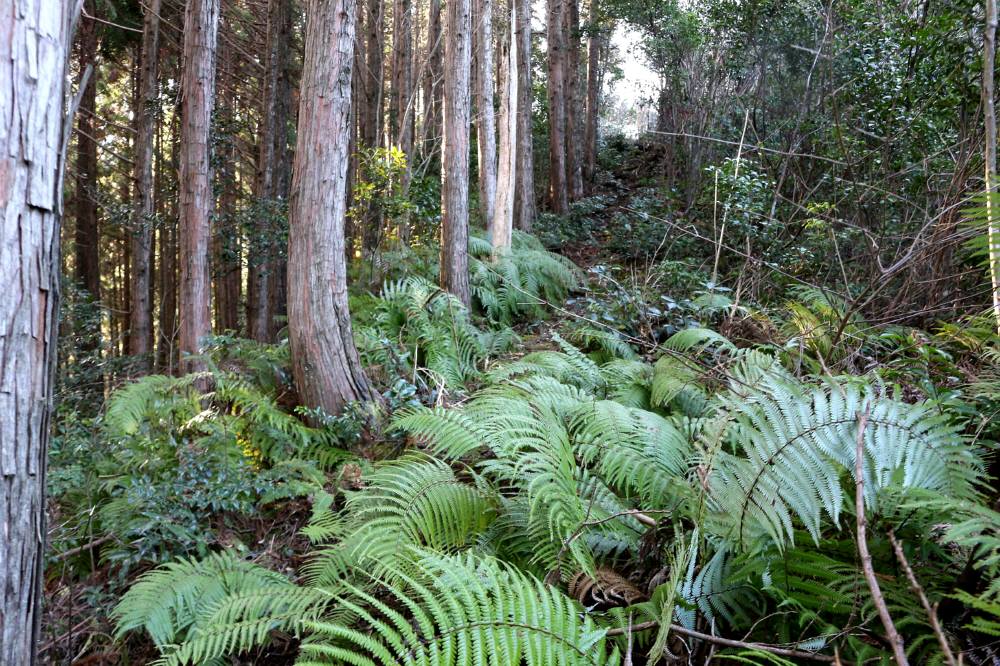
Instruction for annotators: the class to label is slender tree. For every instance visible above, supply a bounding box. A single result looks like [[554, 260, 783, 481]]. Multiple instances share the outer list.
[[129, 0, 161, 367], [75, 1, 101, 304], [212, 32, 240, 333], [441, 0, 474, 306], [0, 0, 73, 661], [986, 0, 1000, 334], [361, 0, 385, 256], [288, 0, 376, 413], [248, 0, 293, 342], [514, 0, 535, 230], [391, 0, 414, 169], [565, 0, 584, 200], [421, 0, 444, 153], [492, 0, 518, 250], [178, 0, 221, 373], [546, 0, 569, 214], [583, 0, 600, 187], [474, 0, 497, 232]]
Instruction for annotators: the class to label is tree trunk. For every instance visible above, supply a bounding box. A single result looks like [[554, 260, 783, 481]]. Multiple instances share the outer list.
[[583, 0, 599, 188], [492, 0, 517, 251], [178, 0, 220, 373], [474, 0, 497, 233], [564, 0, 583, 200], [985, 0, 1000, 334], [514, 0, 535, 231], [546, 0, 569, 214], [129, 0, 161, 368], [289, 0, 376, 414], [441, 0, 473, 306], [213, 35, 240, 334], [158, 111, 180, 373], [361, 0, 385, 257], [391, 0, 414, 160], [421, 0, 443, 155], [391, 0, 415, 240], [363, 0, 385, 151], [75, 2, 101, 302], [0, 0, 72, 661], [248, 0, 292, 342]]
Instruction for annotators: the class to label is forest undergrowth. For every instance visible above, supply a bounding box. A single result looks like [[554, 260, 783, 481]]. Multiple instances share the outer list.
[[43, 142, 1000, 666]]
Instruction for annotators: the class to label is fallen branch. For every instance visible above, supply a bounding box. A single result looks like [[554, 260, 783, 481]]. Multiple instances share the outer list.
[[888, 530, 957, 666], [855, 405, 909, 665], [50, 535, 113, 562], [605, 620, 836, 663]]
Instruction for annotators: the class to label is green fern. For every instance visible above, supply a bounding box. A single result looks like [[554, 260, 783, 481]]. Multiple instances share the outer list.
[[296, 549, 622, 666], [303, 453, 496, 585], [707, 375, 982, 549]]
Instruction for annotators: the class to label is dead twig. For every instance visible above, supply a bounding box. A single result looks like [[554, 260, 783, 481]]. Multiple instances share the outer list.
[[888, 530, 958, 666], [605, 620, 837, 662], [855, 405, 909, 665], [50, 535, 113, 562]]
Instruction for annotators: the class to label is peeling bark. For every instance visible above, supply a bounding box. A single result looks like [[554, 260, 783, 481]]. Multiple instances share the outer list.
[[288, 0, 376, 414], [0, 0, 73, 661]]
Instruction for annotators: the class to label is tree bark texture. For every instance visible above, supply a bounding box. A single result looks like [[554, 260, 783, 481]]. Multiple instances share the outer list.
[[441, 0, 473, 307], [546, 0, 569, 214], [474, 0, 497, 233], [564, 0, 583, 200], [514, 0, 535, 230], [0, 0, 72, 661], [129, 0, 161, 365], [288, 0, 377, 414], [583, 0, 599, 188], [985, 0, 1000, 334], [492, 0, 517, 251], [178, 0, 220, 373]]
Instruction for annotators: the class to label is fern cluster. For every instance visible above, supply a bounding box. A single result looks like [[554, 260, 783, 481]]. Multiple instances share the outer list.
[[114, 326, 988, 664]]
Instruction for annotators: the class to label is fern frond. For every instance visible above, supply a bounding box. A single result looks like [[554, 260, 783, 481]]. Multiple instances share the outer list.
[[707, 375, 983, 549], [303, 453, 496, 586], [297, 550, 622, 666], [113, 551, 293, 648]]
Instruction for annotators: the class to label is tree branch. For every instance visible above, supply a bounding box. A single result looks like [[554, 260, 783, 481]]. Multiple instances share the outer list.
[[855, 405, 909, 665], [888, 530, 957, 666], [605, 620, 836, 663]]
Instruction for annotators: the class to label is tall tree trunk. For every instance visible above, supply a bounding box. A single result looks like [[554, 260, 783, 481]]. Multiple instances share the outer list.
[[421, 0, 443, 155], [391, 0, 414, 153], [492, 0, 517, 251], [129, 0, 161, 368], [391, 0, 415, 239], [361, 0, 385, 257], [213, 35, 240, 333], [363, 0, 384, 151], [546, 0, 569, 214], [441, 0, 473, 306], [75, 2, 101, 302], [583, 0, 599, 189], [159, 110, 180, 373], [564, 0, 583, 200], [474, 0, 497, 233], [289, 0, 376, 414], [178, 0, 220, 373], [986, 0, 1000, 334], [514, 0, 535, 231], [0, 0, 72, 661], [249, 0, 292, 342]]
